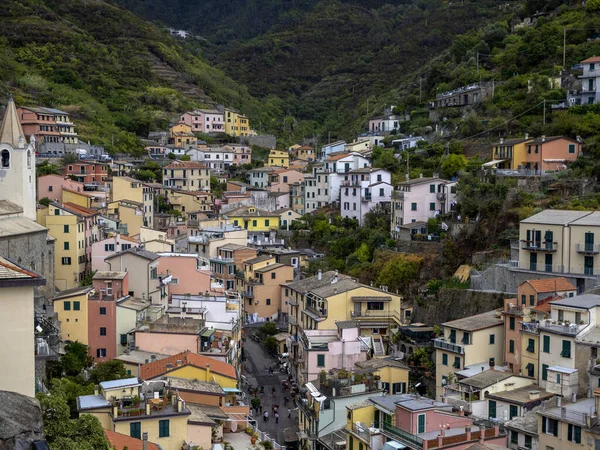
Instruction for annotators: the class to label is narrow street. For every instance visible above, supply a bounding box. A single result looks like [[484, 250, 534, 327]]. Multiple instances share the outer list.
[[242, 331, 299, 444]]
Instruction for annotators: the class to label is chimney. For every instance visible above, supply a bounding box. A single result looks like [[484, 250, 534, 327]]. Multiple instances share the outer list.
[[465, 426, 471, 441], [143, 432, 149, 450], [529, 390, 540, 400], [177, 399, 184, 412], [458, 406, 464, 416], [557, 396, 562, 407], [145, 402, 151, 416], [318, 269, 322, 281], [206, 364, 211, 379], [176, 359, 183, 367], [151, 354, 156, 361], [489, 358, 495, 369], [94, 385, 99, 396], [145, 359, 149, 364], [166, 363, 174, 371], [572, 393, 577, 403]]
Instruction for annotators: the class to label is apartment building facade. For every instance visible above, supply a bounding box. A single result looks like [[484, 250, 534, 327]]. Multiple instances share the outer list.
[[340, 168, 392, 224], [163, 161, 210, 192], [17, 106, 78, 144]]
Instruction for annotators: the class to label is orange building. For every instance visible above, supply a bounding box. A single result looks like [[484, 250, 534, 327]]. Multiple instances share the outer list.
[[64, 161, 110, 185], [17, 106, 78, 144], [523, 136, 582, 172]]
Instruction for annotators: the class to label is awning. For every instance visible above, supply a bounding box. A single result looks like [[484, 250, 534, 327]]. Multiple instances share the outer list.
[[352, 296, 392, 303], [543, 159, 567, 162], [481, 159, 506, 168], [223, 387, 241, 393]]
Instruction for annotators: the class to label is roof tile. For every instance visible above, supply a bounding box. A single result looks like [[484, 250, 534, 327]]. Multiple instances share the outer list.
[[139, 350, 236, 380]]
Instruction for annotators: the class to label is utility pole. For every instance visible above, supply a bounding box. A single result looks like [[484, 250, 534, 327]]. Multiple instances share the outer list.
[[563, 27, 567, 69], [543, 99, 546, 125], [476, 52, 479, 74], [419, 77, 423, 105]]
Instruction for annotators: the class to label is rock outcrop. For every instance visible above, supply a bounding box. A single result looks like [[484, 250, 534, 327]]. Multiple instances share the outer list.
[[0, 391, 45, 450]]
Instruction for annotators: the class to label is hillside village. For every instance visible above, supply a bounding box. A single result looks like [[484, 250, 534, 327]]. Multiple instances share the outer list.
[[8, 1, 600, 450]]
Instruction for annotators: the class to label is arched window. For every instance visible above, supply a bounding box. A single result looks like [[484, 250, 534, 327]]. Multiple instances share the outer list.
[[27, 150, 31, 169], [1, 150, 9, 168]]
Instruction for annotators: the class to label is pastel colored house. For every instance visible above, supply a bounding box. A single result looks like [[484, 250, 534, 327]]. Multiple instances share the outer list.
[[434, 310, 505, 400], [157, 253, 210, 299], [180, 109, 224, 133], [227, 206, 279, 238], [320, 140, 346, 160], [105, 247, 166, 306], [53, 286, 94, 345], [17, 106, 78, 144], [266, 149, 290, 168], [92, 234, 139, 272], [523, 136, 582, 172], [163, 161, 210, 192], [490, 136, 533, 170], [249, 166, 276, 188], [63, 161, 109, 185], [37, 174, 84, 202], [268, 168, 304, 193], [0, 257, 45, 398], [111, 177, 154, 229], [274, 207, 302, 228], [88, 271, 129, 361], [295, 145, 315, 162], [77, 378, 190, 450], [169, 123, 197, 148], [209, 243, 257, 292], [340, 167, 393, 225], [107, 200, 145, 237]]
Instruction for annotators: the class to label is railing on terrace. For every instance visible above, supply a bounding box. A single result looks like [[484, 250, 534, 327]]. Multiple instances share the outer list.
[[538, 321, 582, 336], [521, 322, 539, 333], [350, 423, 374, 442], [520, 241, 558, 252], [540, 403, 597, 427], [575, 243, 600, 254], [433, 338, 465, 354], [351, 310, 402, 322], [381, 422, 423, 448], [248, 420, 285, 449], [506, 261, 600, 279], [494, 169, 557, 177]]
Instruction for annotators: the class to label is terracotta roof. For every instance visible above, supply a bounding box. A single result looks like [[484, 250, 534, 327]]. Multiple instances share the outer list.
[[104, 430, 159, 450], [326, 152, 350, 161], [523, 277, 576, 293], [532, 296, 562, 314], [139, 350, 236, 380], [164, 161, 207, 169], [120, 235, 139, 243], [62, 202, 99, 216], [583, 56, 600, 63], [0, 256, 43, 280]]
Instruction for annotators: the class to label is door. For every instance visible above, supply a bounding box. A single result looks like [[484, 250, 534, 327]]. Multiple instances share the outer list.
[[530, 252, 538, 271], [354, 301, 361, 317], [585, 256, 594, 275], [417, 414, 426, 434], [586, 232, 595, 253], [489, 400, 497, 419], [545, 254, 553, 272]]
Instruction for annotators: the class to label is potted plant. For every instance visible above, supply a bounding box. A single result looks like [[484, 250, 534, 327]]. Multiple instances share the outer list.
[[251, 432, 258, 445], [261, 441, 274, 450], [132, 395, 141, 407], [246, 427, 253, 435]]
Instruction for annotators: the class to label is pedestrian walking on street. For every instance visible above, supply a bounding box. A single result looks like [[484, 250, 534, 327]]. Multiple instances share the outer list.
[[264, 411, 269, 422], [259, 405, 263, 413], [272, 386, 276, 395], [275, 412, 279, 424], [288, 408, 291, 419]]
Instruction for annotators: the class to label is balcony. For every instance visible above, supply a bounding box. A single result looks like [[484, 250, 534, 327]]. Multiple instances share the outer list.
[[351, 309, 403, 325], [539, 320, 582, 336], [241, 291, 254, 298], [433, 338, 465, 354], [436, 192, 446, 201], [361, 193, 372, 202], [391, 191, 405, 200], [521, 322, 539, 334], [341, 180, 360, 187], [576, 243, 600, 255], [350, 423, 376, 443], [287, 297, 299, 306], [304, 306, 327, 320], [381, 422, 423, 449], [521, 241, 558, 252]]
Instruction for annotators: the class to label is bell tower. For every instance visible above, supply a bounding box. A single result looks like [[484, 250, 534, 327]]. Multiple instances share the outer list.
[[0, 98, 36, 220]]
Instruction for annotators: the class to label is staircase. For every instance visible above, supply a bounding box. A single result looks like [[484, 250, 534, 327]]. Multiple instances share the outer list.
[[372, 335, 385, 357]]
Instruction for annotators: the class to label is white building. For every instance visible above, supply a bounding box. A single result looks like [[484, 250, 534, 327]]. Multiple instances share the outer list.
[[186, 148, 235, 172], [181, 109, 225, 133], [323, 152, 371, 203], [390, 176, 457, 237], [248, 166, 276, 188], [340, 168, 392, 224], [168, 293, 240, 332], [0, 99, 36, 220], [392, 135, 425, 151], [304, 165, 331, 214]]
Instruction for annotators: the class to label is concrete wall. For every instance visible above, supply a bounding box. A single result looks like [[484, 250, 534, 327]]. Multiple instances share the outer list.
[[241, 134, 276, 149]]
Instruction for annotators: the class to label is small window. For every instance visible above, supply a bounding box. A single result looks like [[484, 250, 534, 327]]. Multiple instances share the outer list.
[[509, 339, 515, 353], [317, 354, 325, 367], [63, 225, 69, 233], [442, 353, 448, 365], [1, 150, 9, 168], [73, 301, 80, 311], [568, 144, 575, 154], [100, 327, 106, 336], [64, 242, 69, 250], [411, 202, 417, 211], [429, 202, 435, 211], [271, 272, 276, 279], [99, 307, 106, 315], [64, 301, 71, 311], [489, 334, 495, 344], [543, 335, 550, 353], [509, 316, 515, 330]]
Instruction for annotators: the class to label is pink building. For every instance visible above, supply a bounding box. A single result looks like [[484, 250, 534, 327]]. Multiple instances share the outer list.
[[91, 234, 140, 272], [134, 328, 201, 355], [156, 253, 210, 300], [303, 325, 367, 382], [38, 174, 84, 202], [524, 136, 582, 172], [268, 169, 305, 193], [180, 109, 224, 133], [88, 271, 129, 362], [225, 144, 253, 166], [381, 395, 507, 450]]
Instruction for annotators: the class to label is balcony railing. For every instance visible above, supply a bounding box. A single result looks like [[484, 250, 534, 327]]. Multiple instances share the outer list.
[[350, 423, 375, 442], [437, 192, 446, 201], [575, 243, 600, 254], [381, 422, 423, 448], [288, 316, 298, 326], [391, 191, 405, 199], [351, 309, 403, 324], [521, 241, 558, 252], [539, 320, 582, 336], [241, 291, 254, 298], [507, 261, 599, 278], [341, 180, 360, 187], [521, 322, 539, 334], [433, 338, 465, 354], [361, 193, 372, 202]]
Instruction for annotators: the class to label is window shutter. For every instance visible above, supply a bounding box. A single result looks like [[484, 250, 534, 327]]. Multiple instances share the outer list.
[[575, 426, 581, 443], [542, 417, 546, 433], [553, 420, 558, 437], [568, 424, 573, 441]]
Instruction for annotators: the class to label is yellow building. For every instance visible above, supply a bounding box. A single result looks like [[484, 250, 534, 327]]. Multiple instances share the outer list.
[[346, 401, 378, 450], [164, 188, 214, 218], [61, 188, 95, 209], [224, 108, 252, 136], [170, 123, 198, 148], [112, 177, 154, 228], [236, 113, 250, 137], [139, 351, 238, 390], [77, 377, 190, 450], [107, 200, 144, 237], [39, 203, 88, 290], [227, 206, 279, 232], [163, 161, 210, 192], [52, 286, 93, 344], [266, 149, 290, 168], [434, 310, 505, 400], [0, 257, 45, 398], [490, 137, 532, 170], [237, 256, 294, 322], [354, 359, 410, 394]]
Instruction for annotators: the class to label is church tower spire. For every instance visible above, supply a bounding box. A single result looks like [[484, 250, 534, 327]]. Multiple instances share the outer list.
[[0, 98, 25, 148]]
